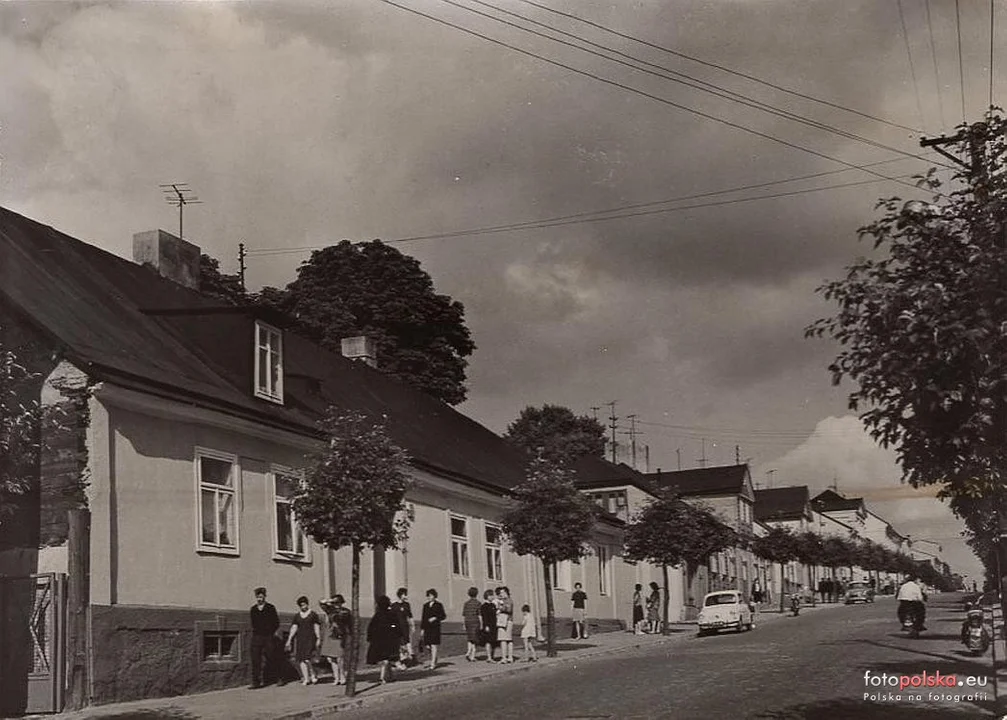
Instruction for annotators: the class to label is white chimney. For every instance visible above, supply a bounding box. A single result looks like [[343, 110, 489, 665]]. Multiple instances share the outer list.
[[132, 229, 200, 290], [341, 336, 377, 368]]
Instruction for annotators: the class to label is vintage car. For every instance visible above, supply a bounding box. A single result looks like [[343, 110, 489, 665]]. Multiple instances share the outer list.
[[844, 580, 876, 604], [697, 590, 754, 635]]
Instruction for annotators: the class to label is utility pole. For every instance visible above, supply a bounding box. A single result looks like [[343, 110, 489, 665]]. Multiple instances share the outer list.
[[766, 469, 776, 489], [644, 445, 650, 473], [159, 183, 202, 242], [605, 401, 618, 464], [622, 414, 640, 470], [238, 242, 247, 291], [735, 445, 741, 465], [697, 438, 707, 469], [676, 448, 681, 471]]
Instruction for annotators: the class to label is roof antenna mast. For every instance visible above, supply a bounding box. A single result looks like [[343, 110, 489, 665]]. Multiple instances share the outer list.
[[159, 183, 202, 242]]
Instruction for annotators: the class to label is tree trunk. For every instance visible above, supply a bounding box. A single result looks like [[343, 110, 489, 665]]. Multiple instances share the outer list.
[[779, 562, 786, 612], [543, 560, 557, 658], [807, 563, 816, 607], [345, 542, 361, 697], [661, 564, 670, 635]]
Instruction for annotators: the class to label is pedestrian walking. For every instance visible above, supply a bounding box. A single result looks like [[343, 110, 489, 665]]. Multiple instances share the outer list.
[[571, 582, 588, 639], [632, 583, 645, 635], [462, 587, 482, 661], [366, 595, 401, 684], [751, 579, 763, 605], [420, 588, 447, 670], [496, 586, 515, 663], [520, 604, 538, 662], [480, 589, 500, 662], [284, 595, 320, 686], [646, 582, 661, 634], [318, 594, 352, 686], [249, 587, 284, 689], [390, 587, 414, 668]]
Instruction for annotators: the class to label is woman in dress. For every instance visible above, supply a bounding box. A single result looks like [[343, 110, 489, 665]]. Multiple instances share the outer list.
[[420, 588, 447, 670], [462, 586, 482, 661], [646, 581, 661, 634], [284, 595, 321, 685], [318, 594, 351, 686], [632, 583, 645, 635], [495, 586, 514, 664], [366, 595, 401, 684], [480, 589, 499, 662]]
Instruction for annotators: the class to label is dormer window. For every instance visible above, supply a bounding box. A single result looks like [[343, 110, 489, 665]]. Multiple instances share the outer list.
[[254, 321, 283, 403]]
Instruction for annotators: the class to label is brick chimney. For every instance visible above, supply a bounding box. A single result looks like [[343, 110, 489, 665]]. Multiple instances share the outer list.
[[341, 336, 377, 368], [132, 230, 200, 290]]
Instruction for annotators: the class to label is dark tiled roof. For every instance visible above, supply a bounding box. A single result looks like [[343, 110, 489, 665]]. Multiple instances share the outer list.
[[643, 465, 749, 497], [571, 456, 658, 494], [754, 486, 811, 522], [0, 207, 527, 493], [811, 489, 864, 512]]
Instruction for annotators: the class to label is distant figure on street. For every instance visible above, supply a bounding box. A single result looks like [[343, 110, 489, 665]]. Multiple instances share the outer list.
[[480, 589, 500, 662], [632, 583, 645, 635], [463, 586, 482, 661], [520, 604, 538, 662], [391, 587, 414, 668], [571, 582, 588, 639], [249, 587, 283, 689], [285, 595, 320, 686], [420, 588, 447, 670], [646, 582, 661, 633], [319, 594, 352, 686], [818, 578, 827, 604], [496, 586, 515, 663], [751, 579, 763, 606], [366, 595, 401, 684]]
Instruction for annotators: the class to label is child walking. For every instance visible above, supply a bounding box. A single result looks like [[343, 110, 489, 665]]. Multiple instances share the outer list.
[[520, 604, 538, 662]]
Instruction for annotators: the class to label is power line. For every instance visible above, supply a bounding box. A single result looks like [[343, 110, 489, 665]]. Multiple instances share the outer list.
[[955, 0, 966, 124], [636, 418, 867, 439], [246, 168, 921, 256], [453, 0, 938, 166], [897, 0, 927, 132], [925, 0, 947, 132], [513, 0, 922, 135], [378, 0, 920, 193]]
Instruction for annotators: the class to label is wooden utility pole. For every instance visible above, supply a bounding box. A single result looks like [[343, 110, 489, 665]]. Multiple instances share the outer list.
[[605, 401, 618, 463], [238, 242, 247, 291], [66, 509, 91, 711]]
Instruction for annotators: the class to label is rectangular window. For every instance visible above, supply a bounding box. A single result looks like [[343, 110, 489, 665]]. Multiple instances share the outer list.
[[272, 468, 307, 560], [485, 523, 503, 582], [196, 449, 239, 553], [550, 560, 572, 590], [597, 546, 610, 595], [202, 630, 240, 662], [451, 515, 469, 577], [254, 321, 283, 403], [614, 492, 628, 517]]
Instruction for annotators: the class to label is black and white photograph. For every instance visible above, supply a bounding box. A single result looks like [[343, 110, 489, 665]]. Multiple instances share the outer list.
[[0, 1, 1005, 718]]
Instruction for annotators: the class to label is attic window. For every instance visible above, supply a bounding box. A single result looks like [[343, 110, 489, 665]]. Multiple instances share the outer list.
[[254, 321, 283, 403]]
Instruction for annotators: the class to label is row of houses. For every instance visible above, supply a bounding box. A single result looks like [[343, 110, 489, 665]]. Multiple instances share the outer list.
[[0, 208, 937, 714]]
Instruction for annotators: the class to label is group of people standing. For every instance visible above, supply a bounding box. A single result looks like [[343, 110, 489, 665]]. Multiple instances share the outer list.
[[816, 577, 847, 603], [462, 586, 538, 664], [632, 582, 665, 634]]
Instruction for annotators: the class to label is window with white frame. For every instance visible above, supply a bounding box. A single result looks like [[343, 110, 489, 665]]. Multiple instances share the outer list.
[[254, 321, 283, 403], [550, 560, 572, 590], [485, 523, 503, 582], [597, 546, 611, 595], [450, 515, 470, 577], [272, 468, 307, 560], [196, 449, 239, 553]]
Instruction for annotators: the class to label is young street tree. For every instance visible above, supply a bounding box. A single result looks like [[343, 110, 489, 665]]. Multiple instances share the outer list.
[[806, 112, 1007, 551], [292, 410, 411, 697], [260, 241, 476, 405], [503, 405, 606, 467], [795, 531, 825, 606], [500, 455, 597, 657], [753, 526, 800, 611], [624, 492, 720, 634], [673, 503, 737, 612]]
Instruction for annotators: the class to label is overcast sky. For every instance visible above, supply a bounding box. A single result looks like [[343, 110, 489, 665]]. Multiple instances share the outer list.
[[2, 0, 997, 581]]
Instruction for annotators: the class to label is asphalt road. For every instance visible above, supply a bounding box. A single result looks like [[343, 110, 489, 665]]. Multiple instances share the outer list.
[[330, 594, 998, 719]]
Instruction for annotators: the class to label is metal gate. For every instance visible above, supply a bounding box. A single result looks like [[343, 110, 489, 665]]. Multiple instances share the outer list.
[[0, 573, 66, 714]]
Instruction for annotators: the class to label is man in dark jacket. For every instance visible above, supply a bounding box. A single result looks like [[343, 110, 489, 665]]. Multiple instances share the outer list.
[[249, 587, 283, 688]]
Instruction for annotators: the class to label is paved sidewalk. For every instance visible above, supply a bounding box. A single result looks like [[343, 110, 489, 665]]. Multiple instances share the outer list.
[[45, 600, 848, 720]]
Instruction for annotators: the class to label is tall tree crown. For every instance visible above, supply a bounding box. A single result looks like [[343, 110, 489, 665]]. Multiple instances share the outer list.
[[504, 404, 606, 466]]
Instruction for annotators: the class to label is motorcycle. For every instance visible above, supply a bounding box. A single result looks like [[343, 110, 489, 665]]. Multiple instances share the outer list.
[[901, 603, 924, 638], [790, 594, 800, 617], [961, 606, 991, 656]]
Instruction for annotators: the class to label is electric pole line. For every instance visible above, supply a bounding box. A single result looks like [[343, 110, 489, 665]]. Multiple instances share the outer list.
[[238, 243, 247, 291], [605, 401, 618, 464], [735, 445, 741, 465], [159, 183, 202, 242], [697, 438, 708, 469], [620, 414, 642, 470]]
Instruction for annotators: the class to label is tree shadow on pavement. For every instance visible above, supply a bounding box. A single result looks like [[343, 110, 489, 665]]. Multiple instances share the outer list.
[[749, 699, 994, 719]]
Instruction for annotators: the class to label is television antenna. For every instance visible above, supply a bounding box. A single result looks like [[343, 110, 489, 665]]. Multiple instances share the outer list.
[[159, 183, 202, 241]]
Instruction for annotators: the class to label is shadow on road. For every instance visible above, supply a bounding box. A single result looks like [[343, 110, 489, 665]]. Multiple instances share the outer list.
[[749, 698, 994, 719]]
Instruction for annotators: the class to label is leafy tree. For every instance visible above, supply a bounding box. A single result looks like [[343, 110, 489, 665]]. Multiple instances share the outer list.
[[271, 241, 475, 405], [500, 456, 597, 657], [753, 526, 800, 611], [806, 113, 1007, 556], [504, 405, 606, 467], [674, 502, 737, 609], [198, 254, 247, 305], [291, 410, 411, 697], [0, 340, 43, 522], [795, 531, 825, 606], [820, 536, 855, 580]]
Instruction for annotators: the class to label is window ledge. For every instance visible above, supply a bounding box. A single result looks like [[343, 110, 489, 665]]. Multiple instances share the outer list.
[[254, 389, 284, 405], [197, 546, 240, 557], [273, 552, 311, 565]]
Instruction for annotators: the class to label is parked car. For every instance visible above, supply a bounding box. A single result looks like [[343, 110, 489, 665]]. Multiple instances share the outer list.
[[697, 590, 754, 636], [845, 580, 875, 604]]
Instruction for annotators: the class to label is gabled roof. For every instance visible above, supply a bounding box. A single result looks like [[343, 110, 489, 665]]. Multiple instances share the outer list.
[[571, 456, 658, 496], [0, 207, 528, 493], [644, 464, 749, 497], [754, 486, 811, 522], [811, 488, 865, 512]]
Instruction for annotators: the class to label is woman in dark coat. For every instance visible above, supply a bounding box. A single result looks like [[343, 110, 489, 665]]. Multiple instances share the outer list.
[[420, 588, 447, 669], [479, 589, 499, 662], [366, 595, 401, 684]]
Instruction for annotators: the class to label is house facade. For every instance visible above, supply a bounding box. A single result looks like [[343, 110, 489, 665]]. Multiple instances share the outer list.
[[0, 208, 638, 712]]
